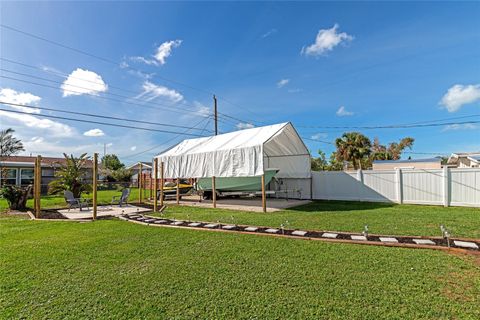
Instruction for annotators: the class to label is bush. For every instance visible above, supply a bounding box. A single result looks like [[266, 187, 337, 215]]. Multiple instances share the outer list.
[[0, 185, 32, 210]]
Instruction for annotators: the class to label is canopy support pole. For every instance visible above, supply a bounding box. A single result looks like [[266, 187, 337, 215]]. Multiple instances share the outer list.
[[212, 176, 216, 208], [176, 178, 180, 205], [261, 174, 267, 213], [160, 162, 164, 207], [153, 158, 158, 212]]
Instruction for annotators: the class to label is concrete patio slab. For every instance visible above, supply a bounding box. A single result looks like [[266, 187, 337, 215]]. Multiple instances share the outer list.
[[159, 196, 311, 213], [59, 205, 150, 220]]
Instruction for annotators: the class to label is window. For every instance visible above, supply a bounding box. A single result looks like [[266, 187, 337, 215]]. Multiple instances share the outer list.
[[20, 169, 34, 186], [0, 168, 18, 185], [42, 168, 55, 177]]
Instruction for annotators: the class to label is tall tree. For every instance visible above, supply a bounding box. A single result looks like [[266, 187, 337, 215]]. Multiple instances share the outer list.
[[371, 137, 415, 160], [0, 128, 24, 158], [311, 150, 328, 171], [335, 132, 372, 170], [48, 153, 92, 198], [101, 154, 124, 171], [0, 128, 25, 187]]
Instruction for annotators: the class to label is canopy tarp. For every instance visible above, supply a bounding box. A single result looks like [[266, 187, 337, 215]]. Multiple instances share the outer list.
[[154, 122, 311, 179]]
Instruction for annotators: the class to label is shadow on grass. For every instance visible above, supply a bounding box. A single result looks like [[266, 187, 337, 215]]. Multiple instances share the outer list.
[[288, 200, 396, 212]]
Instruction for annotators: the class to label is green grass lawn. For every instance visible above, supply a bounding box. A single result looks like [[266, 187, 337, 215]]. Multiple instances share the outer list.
[[1, 217, 479, 319], [155, 201, 480, 239]]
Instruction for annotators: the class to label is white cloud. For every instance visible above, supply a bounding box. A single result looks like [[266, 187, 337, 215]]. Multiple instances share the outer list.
[[236, 122, 255, 130], [130, 146, 137, 151], [277, 79, 290, 88], [262, 28, 277, 38], [135, 81, 183, 102], [442, 123, 478, 131], [336, 106, 354, 116], [440, 84, 480, 112], [155, 40, 182, 65], [131, 40, 182, 66], [302, 24, 353, 56], [0, 110, 74, 137], [311, 133, 328, 140], [83, 128, 105, 137], [0, 88, 41, 113], [106, 143, 113, 147], [61, 68, 108, 97]]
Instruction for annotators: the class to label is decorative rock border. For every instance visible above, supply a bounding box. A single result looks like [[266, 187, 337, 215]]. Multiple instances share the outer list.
[[118, 214, 480, 254]]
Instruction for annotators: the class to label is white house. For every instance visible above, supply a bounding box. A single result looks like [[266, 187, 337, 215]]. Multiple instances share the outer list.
[[447, 152, 480, 168]]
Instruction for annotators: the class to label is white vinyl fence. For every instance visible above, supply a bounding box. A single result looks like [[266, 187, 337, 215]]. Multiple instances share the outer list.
[[312, 168, 480, 207]]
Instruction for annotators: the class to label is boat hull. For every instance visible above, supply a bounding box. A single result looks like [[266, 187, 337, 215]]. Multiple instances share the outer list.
[[196, 169, 278, 192]]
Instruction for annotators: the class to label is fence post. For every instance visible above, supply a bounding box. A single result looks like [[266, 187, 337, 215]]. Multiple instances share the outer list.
[[92, 153, 98, 220], [153, 158, 158, 212], [443, 166, 450, 207], [138, 163, 143, 204], [176, 178, 180, 205], [395, 168, 403, 204]]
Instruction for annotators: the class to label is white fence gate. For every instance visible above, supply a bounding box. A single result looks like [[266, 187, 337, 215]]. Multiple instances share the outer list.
[[312, 168, 480, 207]]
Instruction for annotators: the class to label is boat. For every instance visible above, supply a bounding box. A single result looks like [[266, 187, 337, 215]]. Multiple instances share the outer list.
[[157, 180, 194, 199], [196, 169, 279, 194]]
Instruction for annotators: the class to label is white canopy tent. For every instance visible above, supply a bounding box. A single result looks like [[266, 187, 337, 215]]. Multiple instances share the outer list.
[[154, 122, 311, 180]]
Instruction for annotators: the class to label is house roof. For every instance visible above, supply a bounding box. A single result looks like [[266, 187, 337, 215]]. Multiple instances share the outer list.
[[447, 152, 480, 164], [373, 158, 441, 164], [0, 156, 94, 167]]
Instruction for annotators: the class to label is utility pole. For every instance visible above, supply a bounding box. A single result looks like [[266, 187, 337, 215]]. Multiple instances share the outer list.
[[103, 143, 106, 157], [213, 94, 218, 135]]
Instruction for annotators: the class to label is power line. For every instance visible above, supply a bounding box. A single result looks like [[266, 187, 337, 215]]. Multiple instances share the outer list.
[[0, 25, 263, 123], [0, 68, 243, 128], [0, 106, 205, 137], [296, 119, 480, 130], [0, 58, 218, 112], [122, 116, 211, 159], [0, 71, 211, 117], [0, 101, 213, 132]]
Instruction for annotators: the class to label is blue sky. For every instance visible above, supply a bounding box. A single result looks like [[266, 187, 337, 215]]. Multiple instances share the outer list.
[[1, 1, 479, 164]]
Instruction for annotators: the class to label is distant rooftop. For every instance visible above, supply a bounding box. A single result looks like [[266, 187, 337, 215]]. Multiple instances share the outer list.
[[373, 158, 441, 164]]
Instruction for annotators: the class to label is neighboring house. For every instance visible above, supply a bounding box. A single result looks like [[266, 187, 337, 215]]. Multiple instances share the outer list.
[[372, 158, 442, 170], [447, 152, 480, 168], [0, 156, 94, 193], [126, 162, 152, 186]]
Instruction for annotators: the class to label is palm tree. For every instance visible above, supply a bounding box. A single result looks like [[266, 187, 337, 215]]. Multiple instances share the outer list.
[[48, 153, 92, 198], [0, 128, 25, 187], [0, 128, 24, 158], [371, 137, 415, 160], [335, 132, 371, 170]]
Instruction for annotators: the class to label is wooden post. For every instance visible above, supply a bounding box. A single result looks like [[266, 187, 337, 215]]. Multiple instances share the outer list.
[[149, 173, 153, 200], [153, 158, 158, 212], [160, 162, 164, 206], [34, 155, 41, 218], [138, 163, 143, 204], [212, 176, 216, 208], [92, 153, 98, 220], [261, 174, 266, 213], [176, 178, 180, 205]]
